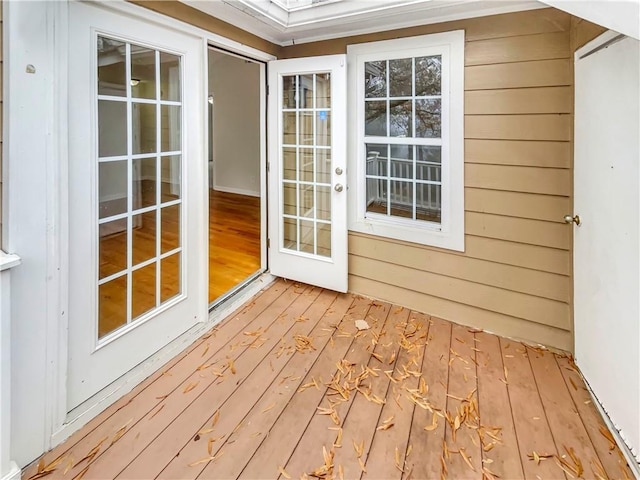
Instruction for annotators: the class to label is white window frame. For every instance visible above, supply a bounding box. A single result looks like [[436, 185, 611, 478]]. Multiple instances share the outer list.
[[347, 31, 465, 251]]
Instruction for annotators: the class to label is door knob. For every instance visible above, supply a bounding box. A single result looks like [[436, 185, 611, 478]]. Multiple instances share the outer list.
[[563, 214, 581, 226], [335, 167, 343, 175], [334, 184, 344, 192]]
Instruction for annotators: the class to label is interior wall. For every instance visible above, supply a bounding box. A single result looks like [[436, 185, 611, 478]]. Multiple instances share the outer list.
[[282, 8, 582, 351], [208, 50, 261, 197]]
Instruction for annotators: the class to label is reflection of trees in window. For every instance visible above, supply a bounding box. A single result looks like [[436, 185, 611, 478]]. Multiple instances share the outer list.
[[364, 56, 441, 139]]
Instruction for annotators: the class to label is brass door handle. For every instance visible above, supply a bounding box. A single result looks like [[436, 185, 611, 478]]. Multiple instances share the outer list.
[[564, 214, 581, 226]]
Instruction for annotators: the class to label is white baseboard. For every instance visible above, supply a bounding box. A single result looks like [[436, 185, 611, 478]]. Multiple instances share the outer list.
[[1, 462, 21, 480], [212, 184, 260, 197], [51, 273, 275, 447]]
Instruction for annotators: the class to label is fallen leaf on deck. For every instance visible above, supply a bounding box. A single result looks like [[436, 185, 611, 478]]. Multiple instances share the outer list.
[[459, 448, 475, 472], [261, 403, 276, 413], [183, 381, 199, 394], [278, 465, 292, 479], [188, 451, 223, 467], [72, 465, 91, 480], [355, 319, 370, 331], [599, 425, 616, 450]]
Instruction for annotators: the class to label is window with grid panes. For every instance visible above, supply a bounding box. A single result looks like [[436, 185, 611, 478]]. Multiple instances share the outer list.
[[348, 32, 465, 251]]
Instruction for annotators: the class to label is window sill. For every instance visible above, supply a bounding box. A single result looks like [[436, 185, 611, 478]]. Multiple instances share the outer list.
[[350, 217, 464, 252], [0, 251, 22, 272]]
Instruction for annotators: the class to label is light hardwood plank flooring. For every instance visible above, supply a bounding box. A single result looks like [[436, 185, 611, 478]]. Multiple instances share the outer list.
[[24, 279, 633, 480], [209, 189, 261, 303]]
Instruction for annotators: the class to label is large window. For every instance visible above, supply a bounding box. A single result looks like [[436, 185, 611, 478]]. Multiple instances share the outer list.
[[347, 31, 465, 251]]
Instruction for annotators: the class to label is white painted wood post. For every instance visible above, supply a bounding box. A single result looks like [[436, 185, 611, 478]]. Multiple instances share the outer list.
[[0, 252, 22, 480]]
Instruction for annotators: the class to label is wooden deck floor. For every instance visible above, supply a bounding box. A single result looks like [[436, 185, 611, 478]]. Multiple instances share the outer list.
[[25, 279, 633, 480]]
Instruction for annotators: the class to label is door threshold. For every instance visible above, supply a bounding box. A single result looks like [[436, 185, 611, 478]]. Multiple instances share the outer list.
[[209, 270, 267, 312]]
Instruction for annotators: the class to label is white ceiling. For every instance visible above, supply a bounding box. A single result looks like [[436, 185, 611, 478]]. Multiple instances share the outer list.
[[183, 0, 546, 45]]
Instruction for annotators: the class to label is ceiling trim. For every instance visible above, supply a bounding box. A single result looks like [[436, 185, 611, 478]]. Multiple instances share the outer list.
[[183, 0, 547, 46]]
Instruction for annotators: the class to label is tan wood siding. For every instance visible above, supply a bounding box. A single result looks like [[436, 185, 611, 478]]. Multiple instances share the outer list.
[[282, 8, 577, 351], [128, 1, 280, 56]]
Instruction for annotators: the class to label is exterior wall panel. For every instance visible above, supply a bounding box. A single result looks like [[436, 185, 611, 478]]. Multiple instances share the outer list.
[[282, 8, 586, 351]]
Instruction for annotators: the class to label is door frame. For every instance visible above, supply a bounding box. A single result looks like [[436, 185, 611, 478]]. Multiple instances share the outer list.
[[5, 0, 275, 462]]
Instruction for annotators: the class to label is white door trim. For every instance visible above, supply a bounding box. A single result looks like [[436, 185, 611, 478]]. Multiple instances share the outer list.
[[6, 0, 274, 465]]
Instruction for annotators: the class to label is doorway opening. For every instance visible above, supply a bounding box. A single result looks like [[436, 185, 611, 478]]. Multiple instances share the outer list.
[[207, 47, 265, 305]]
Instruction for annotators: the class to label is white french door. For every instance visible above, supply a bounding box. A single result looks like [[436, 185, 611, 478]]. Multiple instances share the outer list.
[[268, 55, 348, 292], [67, 2, 207, 410]]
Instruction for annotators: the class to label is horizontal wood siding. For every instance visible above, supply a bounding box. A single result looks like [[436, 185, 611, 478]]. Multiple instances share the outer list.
[[282, 8, 576, 351]]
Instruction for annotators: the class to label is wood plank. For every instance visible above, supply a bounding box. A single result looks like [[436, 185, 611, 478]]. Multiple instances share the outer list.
[[363, 311, 430, 480], [465, 188, 570, 223], [21, 279, 291, 480], [237, 296, 382, 478], [279, 300, 397, 479], [466, 86, 572, 114], [528, 347, 604, 479], [402, 316, 451, 479], [465, 164, 571, 196], [156, 289, 345, 479], [465, 114, 572, 141], [330, 305, 408, 479], [500, 338, 566, 479], [208, 190, 261, 302], [475, 332, 524, 479], [349, 234, 570, 302], [465, 139, 571, 168], [109, 286, 323, 480], [350, 255, 571, 329], [465, 32, 571, 66], [191, 292, 356, 480], [443, 325, 481, 479], [466, 212, 571, 250], [556, 355, 635, 479], [465, 59, 572, 90], [349, 276, 574, 352], [53, 281, 304, 480]]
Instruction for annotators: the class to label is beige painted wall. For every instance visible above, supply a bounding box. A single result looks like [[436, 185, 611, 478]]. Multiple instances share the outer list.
[[281, 8, 606, 352]]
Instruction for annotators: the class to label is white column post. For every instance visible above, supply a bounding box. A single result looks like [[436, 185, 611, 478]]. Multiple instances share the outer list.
[[0, 252, 21, 480]]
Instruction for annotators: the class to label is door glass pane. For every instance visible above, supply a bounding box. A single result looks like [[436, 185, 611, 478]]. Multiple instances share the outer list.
[[130, 45, 156, 100], [161, 253, 180, 302], [161, 155, 181, 202], [132, 263, 157, 319], [132, 210, 156, 265], [98, 37, 127, 97], [160, 52, 181, 101], [161, 105, 181, 152], [96, 35, 183, 340], [99, 161, 128, 219], [98, 101, 127, 157], [132, 103, 156, 154], [99, 219, 127, 279], [280, 73, 332, 258], [99, 275, 127, 338], [161, 204, 180, 253], [132, 157, 157, 210]]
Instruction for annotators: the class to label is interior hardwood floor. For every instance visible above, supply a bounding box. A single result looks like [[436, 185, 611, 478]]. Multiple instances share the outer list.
[[209, 189, 261, 303], [97, 188, 261, 336], [24, 279, 633, 480]]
